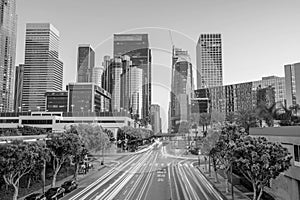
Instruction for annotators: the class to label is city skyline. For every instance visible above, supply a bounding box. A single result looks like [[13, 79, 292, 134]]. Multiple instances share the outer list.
[[15, 0, 300, 131]]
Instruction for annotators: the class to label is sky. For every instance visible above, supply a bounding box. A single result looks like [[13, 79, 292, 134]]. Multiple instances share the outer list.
[[16, 0, 300, 132]]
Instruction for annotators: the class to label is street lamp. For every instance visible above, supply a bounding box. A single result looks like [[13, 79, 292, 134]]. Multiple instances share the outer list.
[[71, 104, 74, 113], [37, 106, 40, 112], [18, 106, 21, 112]]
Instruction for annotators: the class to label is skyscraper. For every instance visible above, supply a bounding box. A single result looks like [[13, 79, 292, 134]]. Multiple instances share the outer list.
[[22, 23, 63, 111], [196, 33, 223, 89], [77, 44, 95, 83], [150, 104, 161, 134], [113, 34, 151, 120], [121, 65, 143, 118], [92, 66, 103, 87], [13, 64, 24, 111], [285, 63, 300, 107], [0, 0, 17, 112], [170, 47, 194, 133]]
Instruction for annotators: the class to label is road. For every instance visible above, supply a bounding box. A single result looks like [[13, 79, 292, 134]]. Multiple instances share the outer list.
[[62, 141, 226, 200]]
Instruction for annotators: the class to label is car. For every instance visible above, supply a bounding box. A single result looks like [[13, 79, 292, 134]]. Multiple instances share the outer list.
[[24, 193, 43, 200], [61, 179, 78, 193], [40, 187, 65, 200]]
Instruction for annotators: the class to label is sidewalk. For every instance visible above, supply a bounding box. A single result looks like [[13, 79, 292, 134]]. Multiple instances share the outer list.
[[198, 164, 251, 200], [19, 155, 122, 200]]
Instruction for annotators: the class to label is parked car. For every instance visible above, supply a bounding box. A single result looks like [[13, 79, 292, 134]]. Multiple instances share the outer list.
[[24, 193, 43, 200], [40, 187, 65, 200], [61, 179, 78, 193]]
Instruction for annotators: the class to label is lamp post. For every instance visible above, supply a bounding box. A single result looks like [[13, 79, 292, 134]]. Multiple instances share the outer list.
[[37, 106, 40, 112], [18, 106, 21, 112], [71, 104, 74, 113]]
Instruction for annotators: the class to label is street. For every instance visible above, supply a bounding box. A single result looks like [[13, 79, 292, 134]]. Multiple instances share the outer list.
[[62, 141, 226, 200]]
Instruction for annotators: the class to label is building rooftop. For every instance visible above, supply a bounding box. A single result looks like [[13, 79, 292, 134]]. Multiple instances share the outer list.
[[250, 126, 300, 137]]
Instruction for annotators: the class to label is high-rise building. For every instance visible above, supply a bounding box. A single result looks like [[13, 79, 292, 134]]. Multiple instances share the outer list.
[[113, 34, 151, 120], [92, 66, 103, 87], [0, 0, 17, 112], [121, 66, 143, 118], [77, 44, 95, 83], [150, 104, 161, 134], [170, 47, 194, 133], [13, 64, 24, 111], [285, 63, 300, 107], [196, 33, 223, 89], [22, 23, 63, 111]]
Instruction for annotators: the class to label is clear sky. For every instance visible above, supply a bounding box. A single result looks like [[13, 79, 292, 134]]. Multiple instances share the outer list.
[[16, 0, 300, 132]]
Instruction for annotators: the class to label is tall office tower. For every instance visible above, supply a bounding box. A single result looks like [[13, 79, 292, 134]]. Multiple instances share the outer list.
[[196, 33, 223, 89], [0, 0, 17, 112], [170, 47, 194, 133], [120, 66, 143, 118], [109, 58, 123, 112], [113, 34, 151, 120], [92, 66, 103, 87], [77, 44, 95, 83], [101, 55, 111, 91], [13, 64, 24, 111], [285, 63, 300, 107], [150, 104, 161, 134], [22, 23, 63, 111]]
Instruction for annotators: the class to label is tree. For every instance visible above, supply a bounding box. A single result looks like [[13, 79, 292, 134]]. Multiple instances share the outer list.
[[234, 136, 292, 200], [210, 110, 225, 127], [73, 124, 110, 153], [0, 141, 45, 200], [211, 123, 246, 192], [235, 108, 257, 133], [200, 128, 220, 177], [46, 132, 82, 187], [255, 102, 277, 127]]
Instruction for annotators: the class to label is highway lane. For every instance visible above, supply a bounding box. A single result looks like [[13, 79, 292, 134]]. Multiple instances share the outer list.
[[63, 141, 226, 200]]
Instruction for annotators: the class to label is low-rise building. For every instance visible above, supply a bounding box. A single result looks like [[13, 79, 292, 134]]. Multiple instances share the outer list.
[[250, 127, 300, 200], [0, 112, 135, 139]]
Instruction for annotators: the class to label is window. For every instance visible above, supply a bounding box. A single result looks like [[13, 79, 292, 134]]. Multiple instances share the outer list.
[[294, 145, 300, 166]]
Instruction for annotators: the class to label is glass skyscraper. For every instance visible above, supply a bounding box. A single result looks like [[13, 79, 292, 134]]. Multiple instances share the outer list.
[[22, 23, 63, 111], [196, 33, 223, 89], [77, 44, 95, 83], [113, 34, 151, 120], [0, 0, 17, 112], [170, 47, 194, 133]]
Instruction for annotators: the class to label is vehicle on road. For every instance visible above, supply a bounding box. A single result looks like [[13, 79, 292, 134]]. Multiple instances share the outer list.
[[24, 193, 43, 200], [40, 187, 65, 200], [61, 179, 78, 193]]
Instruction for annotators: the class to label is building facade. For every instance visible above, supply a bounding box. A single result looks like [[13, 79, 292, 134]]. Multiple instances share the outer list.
[[21, 23, 63, 112], [150, 104, 161, 134], [121, 66, 143, 118], [196, 33, 223, 89], [253, 76, 286, 106], [0, 0, 17, 111], [170, 47, 194, 133], [77, 44, 95, 83], [45, 91, 68, 112], [13, 64, 24, 111], [250, 127, 300, 200], [285, 63, 300, 107], [92, 66, 103, 87], [67, 83, 111, 113], [113, 34, 151, 120]]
